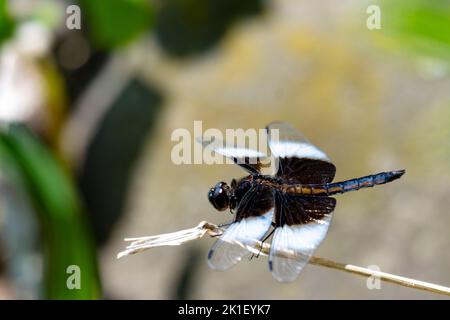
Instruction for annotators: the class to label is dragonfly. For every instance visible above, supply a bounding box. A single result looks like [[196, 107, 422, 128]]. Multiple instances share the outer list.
[[202, 121, 405, 282]]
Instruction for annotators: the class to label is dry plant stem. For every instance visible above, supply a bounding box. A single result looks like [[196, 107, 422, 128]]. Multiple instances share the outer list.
[[118, 221, 450, 297], [308, 257, 450, 296]]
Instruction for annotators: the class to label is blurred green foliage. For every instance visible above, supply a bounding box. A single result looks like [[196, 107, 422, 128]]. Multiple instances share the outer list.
[[80, 0, 153, 50], [0, 126, 101, 299], [383, 0, 450, 60], [155, 0, 265, 57], [79, 79, 163, 245], [0, 0, 14, 45], [30, 1, 63, 29]]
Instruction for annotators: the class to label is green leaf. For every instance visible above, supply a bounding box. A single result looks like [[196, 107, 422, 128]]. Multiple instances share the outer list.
[[80, 79, 163, 245], [155, 0, 265, 57], [383, 0, 450, 60], [0, 0, 15, 44], [0, 125, 101, 299], [80, 0, 153, 50]]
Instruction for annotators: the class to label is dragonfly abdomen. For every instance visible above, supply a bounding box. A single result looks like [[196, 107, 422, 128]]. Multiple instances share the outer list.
[[284, 170, 405, 196]]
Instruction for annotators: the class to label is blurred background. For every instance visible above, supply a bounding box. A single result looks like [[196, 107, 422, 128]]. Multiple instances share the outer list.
[[0, 0, 449, 299]]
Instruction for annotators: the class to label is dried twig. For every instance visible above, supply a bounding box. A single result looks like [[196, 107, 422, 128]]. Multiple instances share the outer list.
[[118, 221, 450, 297]]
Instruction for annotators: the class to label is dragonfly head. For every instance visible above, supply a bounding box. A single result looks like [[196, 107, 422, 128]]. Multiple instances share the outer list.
[[208, 181, 231, 211]]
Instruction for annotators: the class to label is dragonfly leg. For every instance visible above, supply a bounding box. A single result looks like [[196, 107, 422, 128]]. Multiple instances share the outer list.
[[250, 227, 275, 260], [218, 221, 233, 228]]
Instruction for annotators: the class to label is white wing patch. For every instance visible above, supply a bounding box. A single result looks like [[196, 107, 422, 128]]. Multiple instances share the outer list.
[[197, 136, 267, 159], [208, 209, 274, 271], [213, 146, 266, 159], [268, 141, 329, 161], [269, 214, 332, 282]]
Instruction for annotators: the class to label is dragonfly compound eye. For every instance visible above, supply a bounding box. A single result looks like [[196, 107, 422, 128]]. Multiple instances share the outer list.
[[208, 182, 230, 211]]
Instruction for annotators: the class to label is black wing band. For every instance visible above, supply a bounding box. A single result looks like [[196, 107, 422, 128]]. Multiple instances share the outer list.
[[274, 192, 336, 227]]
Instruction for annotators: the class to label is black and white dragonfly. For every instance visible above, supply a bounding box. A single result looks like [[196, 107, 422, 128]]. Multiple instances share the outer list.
[[202, 121, 405, 282]]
